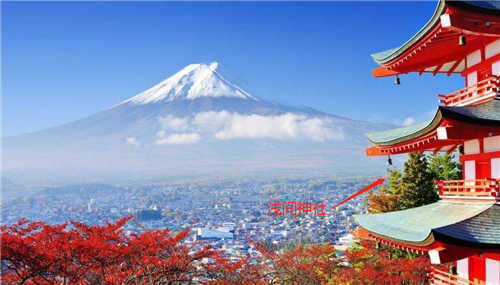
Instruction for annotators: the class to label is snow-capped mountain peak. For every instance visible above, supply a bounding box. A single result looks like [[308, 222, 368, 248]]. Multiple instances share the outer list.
[[122, 62, 258, 105]]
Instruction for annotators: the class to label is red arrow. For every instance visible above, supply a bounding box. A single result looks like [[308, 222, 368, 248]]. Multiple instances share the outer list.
[[331, 178, 385, 209]]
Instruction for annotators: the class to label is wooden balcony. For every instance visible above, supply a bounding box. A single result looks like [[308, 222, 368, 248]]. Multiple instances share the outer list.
[[429, 267, 484, 285], [438, 75, 500, 106], [436, 179, 499, 199]]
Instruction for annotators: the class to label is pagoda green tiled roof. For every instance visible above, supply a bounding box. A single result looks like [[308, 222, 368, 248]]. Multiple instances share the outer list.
[[372, 0, 500, 64], [366, 119, 435, 146], [366, 98, 500, 146], [371, 0, 445, 64], [354, 201, 497, 247], [371, 48, 400, 63]]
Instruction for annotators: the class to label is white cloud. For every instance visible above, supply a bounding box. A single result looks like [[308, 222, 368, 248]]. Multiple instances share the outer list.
[[153, 111, 344, 145], [196, 111, 344, 142], [158, 115, 190, 131], [154, 132, 200, 145], [126, 137, 140, 146], [402, 117, 415, 127], [209, 112, 343, 141], [396, 110, 435, 127], [156, 130, 167, 138]]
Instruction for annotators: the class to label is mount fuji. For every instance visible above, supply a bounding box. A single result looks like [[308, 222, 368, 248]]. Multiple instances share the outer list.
[[3, 62, 388, 183]]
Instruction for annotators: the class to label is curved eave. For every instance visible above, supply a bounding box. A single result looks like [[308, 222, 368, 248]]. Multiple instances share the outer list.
[[366, 98, 500, 147], [366, 110, 441, 146], [372, 0, 500, 66], [354, 201, 495, 248], [371, 0, 446, 64]]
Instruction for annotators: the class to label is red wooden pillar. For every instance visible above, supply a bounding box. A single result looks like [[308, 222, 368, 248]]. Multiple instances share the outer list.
[[470, 255, 486, 282]]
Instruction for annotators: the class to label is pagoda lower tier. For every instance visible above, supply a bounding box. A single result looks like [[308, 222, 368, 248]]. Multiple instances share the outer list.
[[354, 202, 500, 283], [355, 202, 500, 263]]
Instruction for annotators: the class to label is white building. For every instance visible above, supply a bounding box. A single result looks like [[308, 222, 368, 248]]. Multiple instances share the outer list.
[[338, 233, 355, 245], [197, 228, 233, 240]]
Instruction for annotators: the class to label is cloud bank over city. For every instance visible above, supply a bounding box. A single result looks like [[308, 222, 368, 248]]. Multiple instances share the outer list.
[[153, 112, 346, 145]]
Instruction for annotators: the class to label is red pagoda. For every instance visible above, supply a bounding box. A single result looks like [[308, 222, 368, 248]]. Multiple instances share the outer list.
[[354, 1, 500, 284]]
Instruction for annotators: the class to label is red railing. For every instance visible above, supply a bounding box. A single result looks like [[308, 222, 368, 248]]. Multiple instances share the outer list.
[[428, 267, 484, 285], [438, 75, 500, 106], [436, 179, 499, 198]]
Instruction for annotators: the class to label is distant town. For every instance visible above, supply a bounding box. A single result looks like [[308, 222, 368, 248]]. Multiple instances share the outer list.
[[2, 176, 376, 257]]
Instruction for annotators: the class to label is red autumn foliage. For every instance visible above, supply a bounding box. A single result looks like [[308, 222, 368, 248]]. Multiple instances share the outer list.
[[1, 216, 216, 285], [332, 240, 429, 285], [258, 243, 339, 285], [1, 217, 429, 285]]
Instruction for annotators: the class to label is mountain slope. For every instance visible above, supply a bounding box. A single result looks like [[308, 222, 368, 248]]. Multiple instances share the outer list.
[[3, 62, 388, 183]]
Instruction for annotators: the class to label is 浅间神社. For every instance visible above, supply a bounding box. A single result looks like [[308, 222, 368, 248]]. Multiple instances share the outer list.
[[355, 0, 500, 284]]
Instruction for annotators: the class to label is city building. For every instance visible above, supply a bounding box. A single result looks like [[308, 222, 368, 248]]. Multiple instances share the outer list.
[[337, 233, 355, 245], [196, 228, 234, 241], [355, 1, 500, 284]]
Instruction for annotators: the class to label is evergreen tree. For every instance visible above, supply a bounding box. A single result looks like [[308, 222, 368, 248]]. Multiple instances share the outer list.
[[427, 153, 462, 181], [387, 167, 403, 196], [365, 168, 402, 213], [399, 152, 439, 210], [365, 153, 440, 260], [366, 152, 446, 213]]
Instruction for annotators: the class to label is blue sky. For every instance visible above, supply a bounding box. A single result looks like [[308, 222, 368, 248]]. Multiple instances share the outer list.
[[2, 1, 464, 137]]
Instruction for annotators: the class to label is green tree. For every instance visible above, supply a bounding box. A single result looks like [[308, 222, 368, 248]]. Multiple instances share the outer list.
[[365, 168, 402, 213], [427, 153, 462, 181], [399, 152, 439, 210], [366, 152, 445, 213]]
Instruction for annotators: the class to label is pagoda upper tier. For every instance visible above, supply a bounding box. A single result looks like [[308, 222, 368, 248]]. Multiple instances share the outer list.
[[372, 0, 500, 78], [365, 97, 500, 156]]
